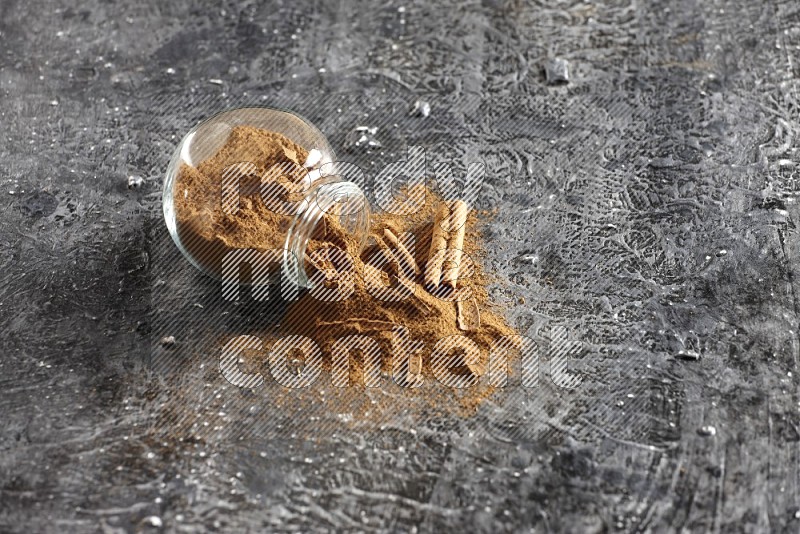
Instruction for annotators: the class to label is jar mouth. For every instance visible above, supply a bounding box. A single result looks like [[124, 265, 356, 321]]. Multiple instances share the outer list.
[[283, 180, 371, 290]]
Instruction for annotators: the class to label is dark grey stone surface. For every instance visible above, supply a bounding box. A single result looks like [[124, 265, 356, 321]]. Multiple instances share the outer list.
[[2, 0, 800, 532]]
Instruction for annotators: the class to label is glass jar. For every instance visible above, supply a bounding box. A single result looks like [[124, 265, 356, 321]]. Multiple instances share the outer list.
[[162, 106, 371, 290]]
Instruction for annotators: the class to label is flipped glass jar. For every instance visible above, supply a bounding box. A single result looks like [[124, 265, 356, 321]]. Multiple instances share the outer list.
[[163, 107, 370, 289]]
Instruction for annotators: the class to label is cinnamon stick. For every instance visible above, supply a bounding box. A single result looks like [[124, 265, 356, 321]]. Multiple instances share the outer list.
[[409, 352, 422, 375], [410, 287, 432, 315], [425, 201, 451, 288], [441, 200, 468, 288], [456, 297, 481, 331], [384, 228, 421, 276]]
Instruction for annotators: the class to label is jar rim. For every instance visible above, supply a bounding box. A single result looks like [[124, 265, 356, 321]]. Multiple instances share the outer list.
[[283, 180, 371, 290]]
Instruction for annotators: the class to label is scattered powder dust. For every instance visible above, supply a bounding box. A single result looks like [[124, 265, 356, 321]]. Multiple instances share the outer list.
[[168, 125, 524, 430]]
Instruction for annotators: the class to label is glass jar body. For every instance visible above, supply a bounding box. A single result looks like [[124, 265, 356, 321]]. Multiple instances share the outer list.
[[163, 107, 370, 288]]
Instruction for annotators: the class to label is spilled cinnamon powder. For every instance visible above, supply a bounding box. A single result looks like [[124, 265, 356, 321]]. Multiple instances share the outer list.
[[173, 125, 521, 416]]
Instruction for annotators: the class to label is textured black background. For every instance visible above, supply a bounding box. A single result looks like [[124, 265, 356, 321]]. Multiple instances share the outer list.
[[2, 0, 800, 532]]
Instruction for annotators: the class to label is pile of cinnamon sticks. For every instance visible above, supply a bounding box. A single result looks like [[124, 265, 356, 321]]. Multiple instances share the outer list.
[[306, 197, 480, 334], [379, 198, 481, 334], [425, 199, 481, 335], [425, 199, 468, 290]]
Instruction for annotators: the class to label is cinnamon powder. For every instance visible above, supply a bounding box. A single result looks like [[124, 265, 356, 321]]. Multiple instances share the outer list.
[[173, 126, 521, 415]]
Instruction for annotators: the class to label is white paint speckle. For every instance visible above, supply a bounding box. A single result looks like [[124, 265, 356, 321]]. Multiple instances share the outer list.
[[143, 516, 163, 528], [698, 425, 716, 437]]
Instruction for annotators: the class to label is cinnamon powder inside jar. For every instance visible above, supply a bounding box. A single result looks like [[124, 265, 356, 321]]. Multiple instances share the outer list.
[[173, 126, 317, 278]]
